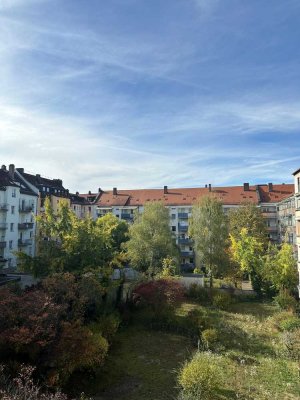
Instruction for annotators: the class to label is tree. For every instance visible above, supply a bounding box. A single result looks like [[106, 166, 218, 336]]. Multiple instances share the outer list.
[[263, 242, 298, 294], [125, 202, 179, 275], [229, 228, 265, 294], [18, 200, 128, 277], [189, 195, 228, 287], [228, 203, 268, 245]]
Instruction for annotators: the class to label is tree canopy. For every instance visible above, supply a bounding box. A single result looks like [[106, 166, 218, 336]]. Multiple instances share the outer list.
[[228, 203, 268, 245], [125, 201, 179, 275], [189, 195, 228, 286], [18, 198, 128, 277]]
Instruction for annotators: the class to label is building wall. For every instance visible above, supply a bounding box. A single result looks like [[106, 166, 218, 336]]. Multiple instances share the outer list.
[[293, 170, 300, 296], [0, 186, 37, 269]]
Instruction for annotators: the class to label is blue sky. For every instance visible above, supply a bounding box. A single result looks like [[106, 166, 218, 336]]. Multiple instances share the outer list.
[[0, 0, 300, 192]]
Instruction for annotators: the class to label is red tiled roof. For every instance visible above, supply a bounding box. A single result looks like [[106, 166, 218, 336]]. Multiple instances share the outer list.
[[258, 184, 294, 203], [89, 184, 294, 208]]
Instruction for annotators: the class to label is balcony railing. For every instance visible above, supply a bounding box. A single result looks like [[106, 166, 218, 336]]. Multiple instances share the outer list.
[[0, 203, 8, 212], [178, 213, 189, 219], [18, 239, 32, 247], [121, 213, 133, 220], [266, 226, 278, 232], [178, 238, 192, 245], [18, 222, 34, 230], [178, 225, 188, 232], [0, 223, 7, 230], [19, 206, 33, 213], [0, 241, 6, 249], [181, 250, 194, 257]]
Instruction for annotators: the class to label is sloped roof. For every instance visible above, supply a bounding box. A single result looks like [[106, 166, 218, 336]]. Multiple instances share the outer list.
[[258, 184, 294, 203], [91, 184, 294, 208]]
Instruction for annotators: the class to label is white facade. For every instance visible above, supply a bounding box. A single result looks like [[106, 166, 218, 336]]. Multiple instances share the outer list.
[[293, 169, 300, 296], [0, 175, 37, 269]]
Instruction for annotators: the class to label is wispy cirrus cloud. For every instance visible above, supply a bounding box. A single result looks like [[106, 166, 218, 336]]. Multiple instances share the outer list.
[[0, 0, 299, 191]]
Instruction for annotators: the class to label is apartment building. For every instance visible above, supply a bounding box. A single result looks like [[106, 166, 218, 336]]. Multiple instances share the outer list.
[[277, 195, 296, 250], [83, 183, 294, 271], [0, 165, 38, 269], [292, 168, 300, 296]]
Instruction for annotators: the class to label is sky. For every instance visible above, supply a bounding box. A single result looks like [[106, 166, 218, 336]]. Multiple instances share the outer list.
[[0, 0, 300, 192]]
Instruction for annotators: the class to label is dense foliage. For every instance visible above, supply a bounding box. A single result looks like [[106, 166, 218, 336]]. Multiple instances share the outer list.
[[125, 202, 179, 275], [18, 198, 128, 277], [189, 195, 228, 287]]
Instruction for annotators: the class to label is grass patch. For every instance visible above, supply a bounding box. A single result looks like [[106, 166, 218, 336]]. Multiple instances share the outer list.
[[72, 326, 193, 400]]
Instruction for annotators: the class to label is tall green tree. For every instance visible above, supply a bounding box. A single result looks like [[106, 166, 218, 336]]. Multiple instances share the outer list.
[[189, 195, 229, 287], [263, 242, 298, 294], [229, 228, 265, 294], [125, 202, 179, 275], [228, 203, 268, 245]]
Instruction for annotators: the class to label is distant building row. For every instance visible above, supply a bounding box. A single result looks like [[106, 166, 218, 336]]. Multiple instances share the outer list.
[[1, 163, 299, 278]]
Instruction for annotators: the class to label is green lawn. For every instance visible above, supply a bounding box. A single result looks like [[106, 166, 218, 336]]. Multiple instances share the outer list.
[[85, 326, 193, 400], [69, 300, 299, 400]]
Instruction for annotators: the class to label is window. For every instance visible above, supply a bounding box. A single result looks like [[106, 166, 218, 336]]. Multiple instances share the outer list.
[[11, 205, 15, 214], [171, 214, 176, 220], [172, 226, 176, 232], [10, 223, 14, 232], [9, 240, 13, 249], [12, 188, 16, 198]]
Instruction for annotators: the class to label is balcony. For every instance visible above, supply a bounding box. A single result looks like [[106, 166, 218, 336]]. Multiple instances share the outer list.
[[0, 256, 7, 264], [18, 222, 34, 230], [262, 212, 277, 218], [0, 241, 6, 249], [121, 213, 133, 220], [0, 203, 8, 212], [178, 225, 188, 232], [178, 237, 192, 245], [266, 226, 278, 232], [19, 206, 33, 213], [178, 213, 189, 219], [18, 239, 32, 247], [0, 223, 7, 230], [181, 250, 193, 257]]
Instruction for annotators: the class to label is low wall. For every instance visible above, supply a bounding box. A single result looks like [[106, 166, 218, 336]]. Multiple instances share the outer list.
[[179, 274, 205, 288]]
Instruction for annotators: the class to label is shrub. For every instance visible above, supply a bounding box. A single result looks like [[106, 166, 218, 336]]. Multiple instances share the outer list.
[[212, 291, 233, 310], [274, 292, 298, 311], [178, 352, 227, 399], [0, 364, 83, 400], [89, 313, 121, 343], [281, 328, 300, 360], [133, 278, 184, 314], [52, 321, 109, 385], [202, 328, 219, 349], [186, 284, 210, 303], [279, 316, 300, 332]]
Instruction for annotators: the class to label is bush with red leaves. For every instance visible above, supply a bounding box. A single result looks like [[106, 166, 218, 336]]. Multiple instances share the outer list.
[[133, 278, 184, 312], [0, 287, 65, 360]]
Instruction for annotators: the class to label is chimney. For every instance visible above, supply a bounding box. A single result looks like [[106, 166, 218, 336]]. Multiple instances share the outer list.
[[36, 174, 41, 183], [76, 191, 79, 195], [17, 168, 24, 174], [1, 165, 6, 171], [205, 184, 207, 188], [98, 187, 102, 193], [244, 183, 250, 191], [113, 187, 117, 196], [8, 164, 15, 179], [208, 184, 212, 192], [164, 185, 168, 194], [88, 190, 91, 195], [268, 183, 273, 192]]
